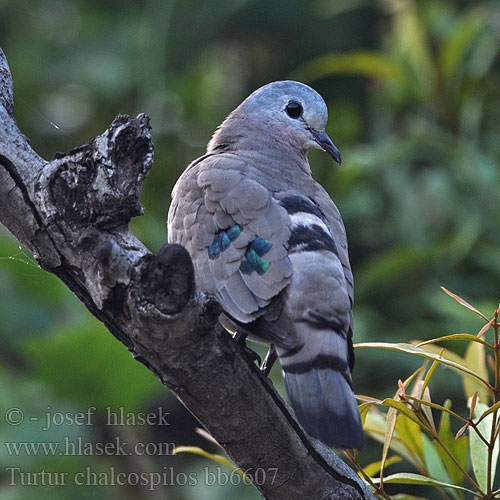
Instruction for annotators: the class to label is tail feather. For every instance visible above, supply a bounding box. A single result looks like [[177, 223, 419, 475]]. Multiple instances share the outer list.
[[283, 366, 365, 450]]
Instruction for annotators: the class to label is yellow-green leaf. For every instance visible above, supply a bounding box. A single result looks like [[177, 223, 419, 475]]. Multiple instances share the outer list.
[[463, 341, 490, 404], [359, 401, 375, 427], [370, 472, 477, 495], [420, 357, 439, 397], [395, 414, 424, 463], [364, 410, 423, 469], [437, 400, 468, 487], [381, 406, 398, 485]]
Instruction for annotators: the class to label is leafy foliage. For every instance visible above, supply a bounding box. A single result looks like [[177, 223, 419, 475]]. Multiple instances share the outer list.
[[352, 289, 500, 499]]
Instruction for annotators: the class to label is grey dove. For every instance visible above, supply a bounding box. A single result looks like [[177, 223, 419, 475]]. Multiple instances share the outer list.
[[167, 80, 364, 449]]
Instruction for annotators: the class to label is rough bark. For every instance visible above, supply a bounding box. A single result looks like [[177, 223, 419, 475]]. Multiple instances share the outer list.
[[0, 48, 375, 500]]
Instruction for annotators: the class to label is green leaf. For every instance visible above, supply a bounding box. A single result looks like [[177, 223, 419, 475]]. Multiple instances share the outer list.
[[417, 382, 435, 431], [422, 434, 457, 499], [437, 400, 469, 487], [469, 402, 499, 491], [463, 341, 490, 404], [420, 357, 439, 397], [292, 51, 409, 85], [355, 342, 490, 388], [363, 455, 402, 477], [364, 411, 423, 469], [380, 404, 398, 485], [395, 414, 424, 463], [359, 401, 375, 427], [370, 472, 477, 495], [416, 334, 494, 350]]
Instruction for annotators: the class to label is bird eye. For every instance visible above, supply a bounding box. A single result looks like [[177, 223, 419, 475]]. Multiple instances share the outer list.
[[285, 101, 303, 119]]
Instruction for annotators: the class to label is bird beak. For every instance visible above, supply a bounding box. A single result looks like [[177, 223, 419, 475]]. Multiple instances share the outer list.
[[309, 129, 341, 165]]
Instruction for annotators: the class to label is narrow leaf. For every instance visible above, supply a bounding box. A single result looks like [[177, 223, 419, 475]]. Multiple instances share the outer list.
[[403, 365, 427, 387], [422, 434, 457, 499], [418, 382, 435, 431], [416, 334, 494, 350], [440, 287, 489, 321], [395, 414, 424, 463], [381, 406, 398, 486], [437, 400, 468, 487], [364, 410, 424, 469], [463, 342, 490, 404], [370, 472, 477, 495], [359, 401, 375, 427], [420, 356, 439, 397]]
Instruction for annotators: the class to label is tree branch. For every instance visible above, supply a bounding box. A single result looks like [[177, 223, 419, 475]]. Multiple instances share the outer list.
[[0, 48, 374, 500]]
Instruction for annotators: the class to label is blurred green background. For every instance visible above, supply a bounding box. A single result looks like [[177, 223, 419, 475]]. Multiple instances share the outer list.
[[1, 0, 499, 498]]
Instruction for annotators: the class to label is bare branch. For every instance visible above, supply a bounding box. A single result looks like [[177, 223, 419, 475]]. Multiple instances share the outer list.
[[0, 47, 374, 500]]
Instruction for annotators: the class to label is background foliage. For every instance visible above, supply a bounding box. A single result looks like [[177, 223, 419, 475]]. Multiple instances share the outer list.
[[0, 0, 499, 498]]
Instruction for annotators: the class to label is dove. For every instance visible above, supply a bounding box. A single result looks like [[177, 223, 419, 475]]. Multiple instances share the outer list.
[[167, 80, 364, 449]]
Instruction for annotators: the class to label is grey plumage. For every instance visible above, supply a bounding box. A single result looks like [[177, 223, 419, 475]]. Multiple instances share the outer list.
[[168, 80, 364, 449]]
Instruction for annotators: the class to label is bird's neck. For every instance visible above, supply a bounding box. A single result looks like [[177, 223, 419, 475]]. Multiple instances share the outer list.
[[207, 114, 312, 180]]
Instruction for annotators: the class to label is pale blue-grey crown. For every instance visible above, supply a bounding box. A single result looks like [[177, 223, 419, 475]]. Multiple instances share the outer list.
[[241, 80, 328, 131]]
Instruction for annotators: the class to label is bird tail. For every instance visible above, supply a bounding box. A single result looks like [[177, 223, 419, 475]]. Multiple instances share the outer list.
[[278, 347, 365, 450]]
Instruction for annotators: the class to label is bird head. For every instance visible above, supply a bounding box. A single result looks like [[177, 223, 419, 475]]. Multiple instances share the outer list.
[[209, 80, 341, 165]]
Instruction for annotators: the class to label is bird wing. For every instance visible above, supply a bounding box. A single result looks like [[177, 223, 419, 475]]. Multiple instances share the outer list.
[[168, 153, 293, 337]]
